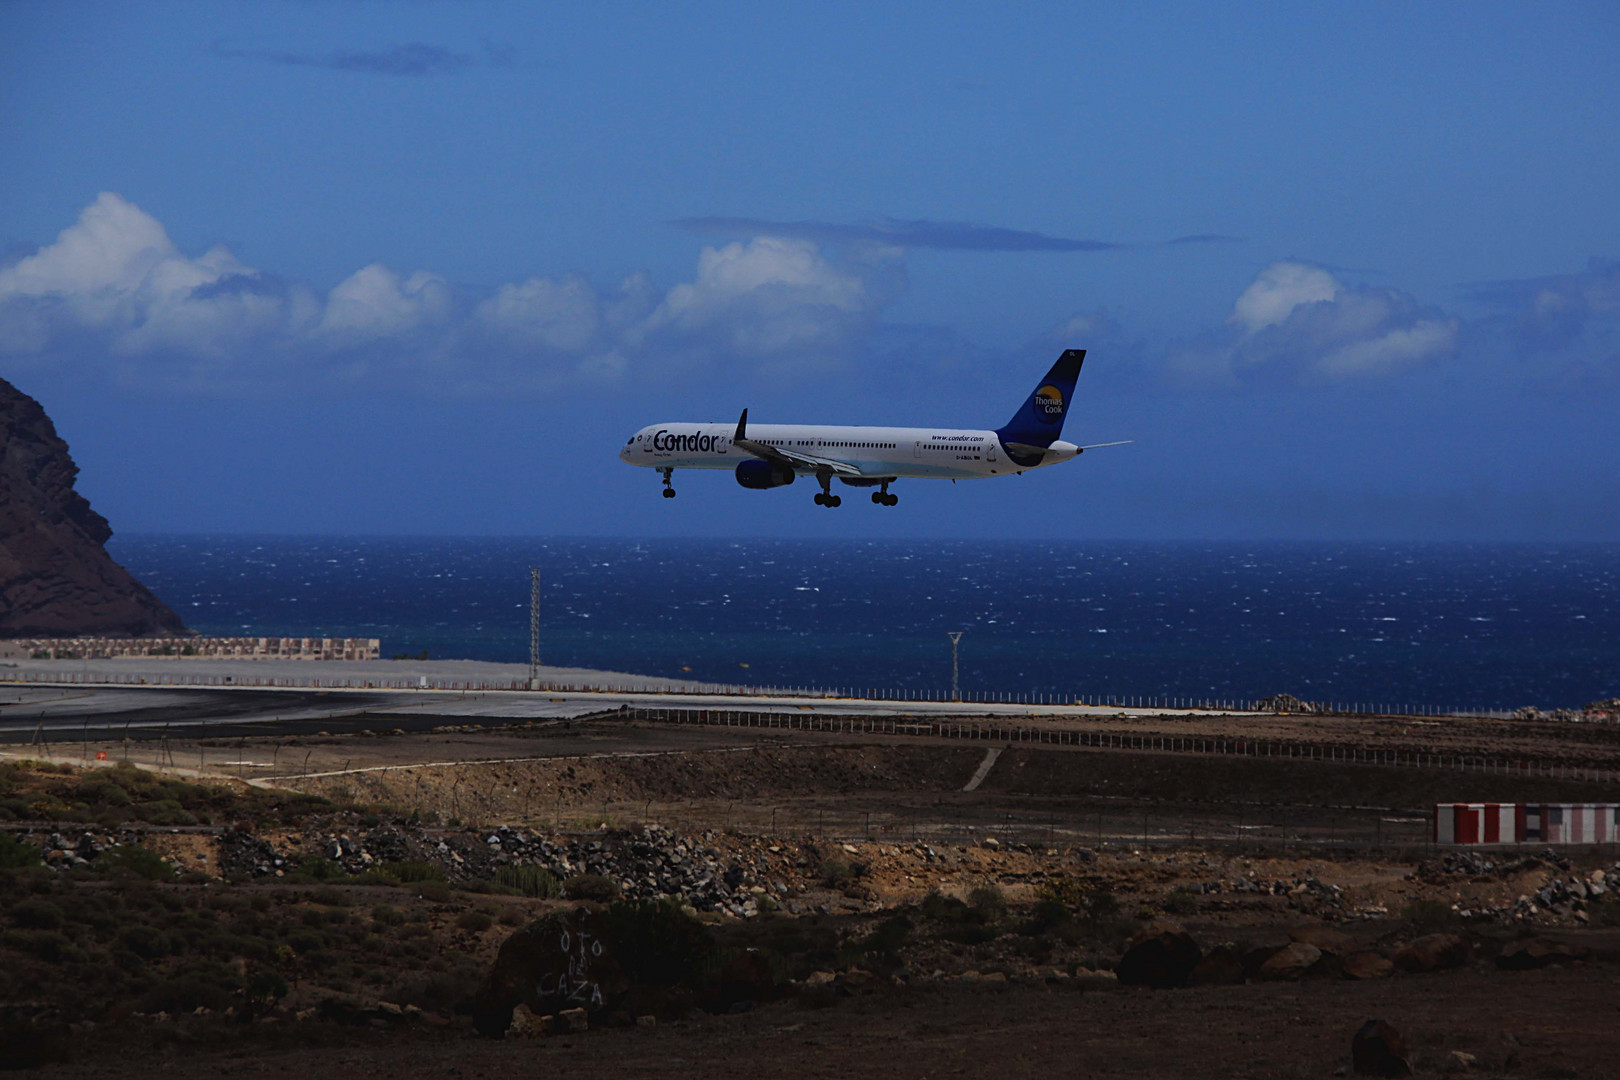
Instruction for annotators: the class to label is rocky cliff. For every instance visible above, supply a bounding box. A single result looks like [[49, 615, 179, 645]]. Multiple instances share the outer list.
[[0, 377, 189, 638]]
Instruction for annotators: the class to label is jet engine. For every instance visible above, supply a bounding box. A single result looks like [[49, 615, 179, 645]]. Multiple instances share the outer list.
[[734, 460, 797, 489]]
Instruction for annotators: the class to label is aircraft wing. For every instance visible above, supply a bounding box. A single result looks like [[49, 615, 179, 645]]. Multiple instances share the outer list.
[[732, 410, 865, 477]]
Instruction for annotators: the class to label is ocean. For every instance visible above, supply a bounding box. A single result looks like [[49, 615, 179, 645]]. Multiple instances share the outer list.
[[108, 536, 1618, 711]]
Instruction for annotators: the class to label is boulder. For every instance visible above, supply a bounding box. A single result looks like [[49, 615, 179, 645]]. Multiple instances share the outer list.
[[1393, 933, 1471, 973], [1495, 938, 1589, 971], [507, 1004, 552, 1038], [1341, 951, 1394, 980], [557, 1007, 589, 1034], [715, 949, 778, 1012], [1239, 942, 1287, 979], [1444, 1050, 1477, 1073], [1352, 1019, 1413, 1078], [472, 909, 630, 1038], [1188, 943, 1247, 986], [1260, 941, 1322, 981], [1115, 920, 1203, 989], [1288, 924, 1357, 956]]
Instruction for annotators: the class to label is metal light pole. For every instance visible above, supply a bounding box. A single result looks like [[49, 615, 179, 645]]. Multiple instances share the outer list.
[[947, 632, 964, 702], [528, 567, 541, 690]]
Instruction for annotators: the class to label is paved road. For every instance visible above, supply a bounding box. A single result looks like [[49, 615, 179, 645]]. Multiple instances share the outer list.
[[0, 679, 1218, 745]]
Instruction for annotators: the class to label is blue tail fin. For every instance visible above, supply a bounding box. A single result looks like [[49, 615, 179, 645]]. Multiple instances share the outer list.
[[996, 348, 1085, 450]]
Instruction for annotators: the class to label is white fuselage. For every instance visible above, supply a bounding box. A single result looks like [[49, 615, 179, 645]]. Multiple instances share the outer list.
[[619, 422, 1078, 479]]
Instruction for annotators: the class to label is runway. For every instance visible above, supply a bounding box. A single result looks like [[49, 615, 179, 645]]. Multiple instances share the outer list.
[[0, 657, 1214, 745]]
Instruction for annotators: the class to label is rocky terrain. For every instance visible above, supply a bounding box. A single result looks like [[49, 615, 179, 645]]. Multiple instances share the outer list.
[[5, 753, 1620, 1076], [0, 376, 188, 638]]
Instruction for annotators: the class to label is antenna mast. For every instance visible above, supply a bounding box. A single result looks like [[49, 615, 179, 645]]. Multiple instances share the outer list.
[[528, 567, 540, 690], [947, 631, 964, 702]]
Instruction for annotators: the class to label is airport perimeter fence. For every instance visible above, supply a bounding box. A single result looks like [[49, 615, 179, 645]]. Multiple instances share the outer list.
[[623, 706, 1620, 786], [493, 800, 1440, 854], [1, 668, 1521, 721]]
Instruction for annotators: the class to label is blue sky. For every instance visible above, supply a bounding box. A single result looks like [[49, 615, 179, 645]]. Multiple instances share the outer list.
[[2, 2, 1618, 539]]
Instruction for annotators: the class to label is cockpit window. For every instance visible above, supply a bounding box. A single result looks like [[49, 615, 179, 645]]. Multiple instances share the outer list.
[[627, 437, 636, 445]]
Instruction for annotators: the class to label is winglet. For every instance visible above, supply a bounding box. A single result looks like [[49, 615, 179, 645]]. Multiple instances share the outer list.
[[734, 408, 748, 442]]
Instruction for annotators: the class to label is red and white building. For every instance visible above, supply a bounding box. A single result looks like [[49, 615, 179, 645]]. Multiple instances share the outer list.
[[1434, 803, 1620, 845]]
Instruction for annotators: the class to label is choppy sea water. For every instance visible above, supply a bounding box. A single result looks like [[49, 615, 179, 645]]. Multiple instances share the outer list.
[[107, 537, 1618, 711]]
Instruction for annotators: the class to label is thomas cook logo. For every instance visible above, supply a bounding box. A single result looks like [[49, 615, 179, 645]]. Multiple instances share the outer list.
[[1034, 384, 1064, 424]]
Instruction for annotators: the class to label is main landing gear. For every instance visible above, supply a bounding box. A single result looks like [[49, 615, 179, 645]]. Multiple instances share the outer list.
[[871, 480, 898, 507], [813, 471, 841, 508], [660, 468, 676, 499]]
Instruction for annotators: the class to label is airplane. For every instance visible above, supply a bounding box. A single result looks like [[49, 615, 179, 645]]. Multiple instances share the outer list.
[[618, 348, 1128, 507]]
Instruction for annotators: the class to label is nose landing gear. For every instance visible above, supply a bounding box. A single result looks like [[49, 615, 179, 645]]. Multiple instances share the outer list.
[[660, 468, 676, 498]]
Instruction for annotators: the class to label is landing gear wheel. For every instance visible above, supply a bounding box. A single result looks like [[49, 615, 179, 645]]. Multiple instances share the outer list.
[[871, 491, 883, 504], [814, 470, 838, 508], [884, 493, 899, 506], [829, 495, 841, 507], [662, 487, 676, 499], [659, 467, 675, 499]]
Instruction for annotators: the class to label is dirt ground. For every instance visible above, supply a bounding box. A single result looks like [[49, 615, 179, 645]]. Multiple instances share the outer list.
[[33, 964, 1620, 1080], [8, 712, 1620, 1078]]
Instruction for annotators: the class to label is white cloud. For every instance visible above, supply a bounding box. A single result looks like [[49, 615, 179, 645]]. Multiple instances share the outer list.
[[1230, 261, 1341, 332], [1183, 260, 1458, 382], [319, 265, 455, 340], [1469, 258, 1620, 358], [641, 237, 879, 358], [0, 192, 323, 367], [474, 275, 600, 352], [0, 194, 900, 391]]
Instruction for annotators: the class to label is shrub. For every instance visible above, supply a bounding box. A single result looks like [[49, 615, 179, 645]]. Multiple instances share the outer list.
[[10, 897, 65, 930], [133, 799, 196, 826], [456, 911, 493, 933], [1162, 887, 1198, 916], [416, 881, 452, 903], [290, 857, 342, 882], [76, 780, 131, 808], [138, 973, 237, 1014], [0, 835, 42, 870], [120, 924, 171, 959], [246, 971, 288, 1007], [600, 899, 718, 988], [385, 860, 446, 884], [1083, 889, 1121, 919], [495, 864, 560, 899], [370, 904, 406, 927], [919, 887, 963, 919], [849, 914, 912, 973], [1028, 898, 1071, 931], [97, 845, 173, 881], [563, 873, 621, 903], [967, 883, 1006, 919], [1401, 899, 1462, 932], [21, 930, 79, 962], [818, 858, 853, 886], [1035, 875, 1089, 908]]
